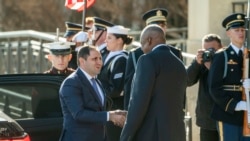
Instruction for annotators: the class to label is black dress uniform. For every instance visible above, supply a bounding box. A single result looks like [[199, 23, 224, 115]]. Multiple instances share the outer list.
[[208, 13, 250, 141], [91, 17, 114, 63], [124, 8, 183, 110]]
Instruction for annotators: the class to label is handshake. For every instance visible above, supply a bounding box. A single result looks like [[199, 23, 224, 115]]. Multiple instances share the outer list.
[[109, 110, 127, 127]]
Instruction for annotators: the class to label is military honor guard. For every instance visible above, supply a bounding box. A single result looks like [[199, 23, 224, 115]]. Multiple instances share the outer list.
[[44, 41, 75, 75], [64, 22, 83, 42], [98, 25, 132, 141], [208, 13, 250, 141], [90, 17, 114, 63], [72, 31, 88, 51]]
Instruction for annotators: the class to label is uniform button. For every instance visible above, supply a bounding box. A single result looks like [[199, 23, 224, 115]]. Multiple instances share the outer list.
[[231, 69, 234, 71]]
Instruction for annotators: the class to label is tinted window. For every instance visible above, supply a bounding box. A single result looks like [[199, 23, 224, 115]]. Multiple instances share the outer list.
[[0, 83, 62, 119]]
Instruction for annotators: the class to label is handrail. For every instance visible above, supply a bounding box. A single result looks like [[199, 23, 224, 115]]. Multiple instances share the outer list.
[[0, 30, 66, 41], [0, 29, 192, 74]]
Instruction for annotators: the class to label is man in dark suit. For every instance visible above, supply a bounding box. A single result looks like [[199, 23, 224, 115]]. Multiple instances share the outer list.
[[208, 13, 250, 141], [59, 46, 126, 141], [124, 8, 183, 110], [120, 25, 187, 141]]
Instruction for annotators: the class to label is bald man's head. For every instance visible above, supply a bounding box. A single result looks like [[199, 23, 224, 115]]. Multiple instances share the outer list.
[[140, 24, 166, 53]]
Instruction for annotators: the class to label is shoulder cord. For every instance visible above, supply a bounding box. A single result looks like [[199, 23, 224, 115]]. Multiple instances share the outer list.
[[110, 53, 128, 72]]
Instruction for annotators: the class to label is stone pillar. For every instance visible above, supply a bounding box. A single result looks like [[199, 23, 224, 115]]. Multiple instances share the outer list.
[[186, 0, 235, 140]]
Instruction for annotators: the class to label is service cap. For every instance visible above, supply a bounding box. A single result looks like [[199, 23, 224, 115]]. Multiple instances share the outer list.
[[222, 13, 245, 30], [72, 31, 88, 42], [107, 25, 130, 35], [64, 22, 82, 38], [92, 17, 114, 31], [142, 8, 168, 25], [45, 41, 74, 55]]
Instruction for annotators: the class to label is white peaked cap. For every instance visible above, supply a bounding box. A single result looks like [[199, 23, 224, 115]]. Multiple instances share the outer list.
[[107, 25, 130, 35], [45, 41, 75, 55], [72, 31, 88, 42]]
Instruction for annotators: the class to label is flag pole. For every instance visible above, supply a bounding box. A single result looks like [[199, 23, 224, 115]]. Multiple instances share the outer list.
[[81, 0, 87, 31]]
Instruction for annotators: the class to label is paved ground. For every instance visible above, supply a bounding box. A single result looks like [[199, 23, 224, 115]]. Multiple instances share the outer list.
[[186, 83, 199, 141]]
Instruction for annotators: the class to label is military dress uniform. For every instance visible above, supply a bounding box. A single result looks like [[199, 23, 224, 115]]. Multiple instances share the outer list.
[[91, 17, 114, 62], [63, 22, 82, 69], [44, 67, 74, 75], [208, 13, 250, 141], [44, 41, 75, 76], [97, 25, 129, 141]]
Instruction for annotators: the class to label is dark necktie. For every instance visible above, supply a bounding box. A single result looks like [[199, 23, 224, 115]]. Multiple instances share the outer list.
[[238, 50, 243, 68], [239, 50, 243, 57], [91, 78, 103, 105]]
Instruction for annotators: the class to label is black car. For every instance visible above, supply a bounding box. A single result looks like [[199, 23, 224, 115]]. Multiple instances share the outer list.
[[0, 74, 67, 141], [0, 111, 31, 141]]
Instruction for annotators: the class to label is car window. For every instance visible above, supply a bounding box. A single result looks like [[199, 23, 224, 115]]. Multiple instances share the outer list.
[[0, 83, 62, 119]]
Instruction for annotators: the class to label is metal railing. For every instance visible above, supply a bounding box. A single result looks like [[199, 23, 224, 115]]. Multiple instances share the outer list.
[[0, 28, 193, 74]]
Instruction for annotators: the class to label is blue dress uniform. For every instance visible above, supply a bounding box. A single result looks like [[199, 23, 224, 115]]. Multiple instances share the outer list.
[[208, 13, 250, 141]]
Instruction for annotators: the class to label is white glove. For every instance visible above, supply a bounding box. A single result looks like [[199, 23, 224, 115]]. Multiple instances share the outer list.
[[235, 101, 247, 111], [243, 79, 250, 90]]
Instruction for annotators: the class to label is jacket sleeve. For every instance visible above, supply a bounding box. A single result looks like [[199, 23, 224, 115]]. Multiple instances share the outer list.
[[186, 58, 202, 86], [120, 55, 155, 141]]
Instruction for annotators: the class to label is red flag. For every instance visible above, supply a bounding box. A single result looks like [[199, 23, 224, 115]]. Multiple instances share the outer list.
[[65, 0, 96, 12]]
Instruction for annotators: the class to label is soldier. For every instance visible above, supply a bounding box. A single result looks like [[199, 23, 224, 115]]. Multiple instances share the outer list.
[[44, 41, 75, 75], [72, 31, 88, 51], [208, 13, 250, 141], [124, 8, 183, 110], [64, 22, 82, 42], [89, 17, 114, 62], [98, 25, 132, 141], [63, 22, 82, 69]]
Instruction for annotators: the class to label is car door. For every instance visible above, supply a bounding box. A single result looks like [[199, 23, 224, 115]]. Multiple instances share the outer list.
[[0, 74, 67, 141]]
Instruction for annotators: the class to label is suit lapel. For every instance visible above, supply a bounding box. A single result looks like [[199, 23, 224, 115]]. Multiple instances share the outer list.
[[76, 69, 104, 109]]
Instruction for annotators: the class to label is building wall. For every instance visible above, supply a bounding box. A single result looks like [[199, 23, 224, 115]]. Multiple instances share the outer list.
[[186, 0, 246, 140]]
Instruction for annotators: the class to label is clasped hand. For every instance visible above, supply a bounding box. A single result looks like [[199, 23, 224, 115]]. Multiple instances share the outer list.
[[109, 110, 127, 127]]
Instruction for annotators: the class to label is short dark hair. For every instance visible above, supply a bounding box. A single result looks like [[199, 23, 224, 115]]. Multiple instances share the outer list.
[[77, 45, 97, 65], [202, 34, 222, 46]]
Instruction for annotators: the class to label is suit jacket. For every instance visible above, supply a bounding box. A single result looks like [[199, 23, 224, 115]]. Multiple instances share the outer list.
[[59, 68, 108, 141], [124, 46, 183, 110], [120, 45, 187, 141], [208, 45, 244, 126]]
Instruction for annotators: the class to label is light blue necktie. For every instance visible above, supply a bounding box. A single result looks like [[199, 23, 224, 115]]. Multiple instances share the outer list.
[[91, 78, 103, 105]]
